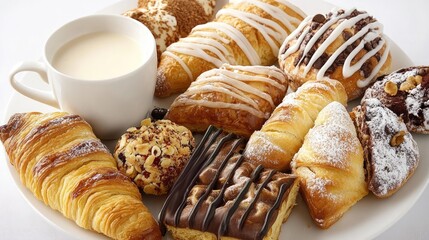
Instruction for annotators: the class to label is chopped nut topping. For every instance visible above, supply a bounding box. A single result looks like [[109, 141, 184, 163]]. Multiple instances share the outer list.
[[399, 82, 414, 92], [390, 131, 406, 146], [141, 118, 151, 126], [113, 118, 195, 195], [408, 75, 422, 85], [399, 75, 422, 92], [384, 81, 398, 96]]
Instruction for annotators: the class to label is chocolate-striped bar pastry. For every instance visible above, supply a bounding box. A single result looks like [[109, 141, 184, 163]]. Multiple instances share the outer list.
[[159, 126, 300, 240]]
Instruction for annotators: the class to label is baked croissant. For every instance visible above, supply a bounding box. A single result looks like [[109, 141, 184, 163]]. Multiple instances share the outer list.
[[155, 0, 306, 97], [0, 112, 161, 240], [165, 64, 288, 137], [278, 8, 391, 101], [124, 0, 216, 59], [243, 79, 348, 171], [292, 102, 368, 229]]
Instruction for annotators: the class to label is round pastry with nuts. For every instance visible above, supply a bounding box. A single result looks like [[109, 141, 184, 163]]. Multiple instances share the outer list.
[[114, 118, 195, 195], [363, 66, 429, 133]]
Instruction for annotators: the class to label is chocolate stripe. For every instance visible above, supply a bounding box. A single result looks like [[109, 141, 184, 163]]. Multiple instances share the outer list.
[[158, 126, 222, 234], [257, 182, 292, 239], [201, 155, 245, 231], [188, 138, 245, 228], [218, 165, 264, 237], [173, 133, 236, 226], [238, 169, 276, 230]]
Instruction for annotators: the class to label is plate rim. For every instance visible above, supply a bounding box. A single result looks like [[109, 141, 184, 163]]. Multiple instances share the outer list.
[[2, 0, 427, 239]]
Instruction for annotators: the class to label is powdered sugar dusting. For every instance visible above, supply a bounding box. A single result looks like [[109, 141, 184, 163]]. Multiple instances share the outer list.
[[364, 98, 419, 196], [363, 67, 429, 133], [306, 102, 359, 169], [305, 169, 338, 201], [388, 69, 419, 84], [244, 131, 286, 161], [406, 85, 425, 116]]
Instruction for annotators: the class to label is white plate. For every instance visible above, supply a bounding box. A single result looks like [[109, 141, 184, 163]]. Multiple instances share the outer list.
[[3, 0, 427, 240]]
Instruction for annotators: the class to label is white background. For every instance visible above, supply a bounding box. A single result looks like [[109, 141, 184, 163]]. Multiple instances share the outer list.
[[0, 0, 428, 239]]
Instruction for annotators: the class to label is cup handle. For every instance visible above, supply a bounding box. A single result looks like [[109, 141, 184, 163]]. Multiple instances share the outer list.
[[9, 61, 59, 108]]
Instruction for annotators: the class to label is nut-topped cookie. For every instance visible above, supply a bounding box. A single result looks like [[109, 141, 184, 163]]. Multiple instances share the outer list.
[[114, 118, 195, 195], [363, 66, 429, 133]]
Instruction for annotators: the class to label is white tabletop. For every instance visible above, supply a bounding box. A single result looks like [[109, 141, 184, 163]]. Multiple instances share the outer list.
[[0, 0, 428, 239]]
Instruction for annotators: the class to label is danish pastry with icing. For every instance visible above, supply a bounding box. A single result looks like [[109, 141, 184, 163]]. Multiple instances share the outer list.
[[243, 78, 347, 171], [363, 66, 429, 133], [124, 0, 216, 59], [278, 8, 391, 101], [159, 126, 300, 240], [0, 112, 161, 240], [352, 98, 419, 198], [155, 0, 305, 97], [292, 102, 368, 229], [114, 118, 195, 195], [165, 64, 288, 138]]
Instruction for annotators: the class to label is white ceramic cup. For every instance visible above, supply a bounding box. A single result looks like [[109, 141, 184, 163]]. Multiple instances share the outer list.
[[9, 14, 157, 140]]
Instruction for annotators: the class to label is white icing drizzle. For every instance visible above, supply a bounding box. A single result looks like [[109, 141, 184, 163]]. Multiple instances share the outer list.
[[203, 68, 286, 91], [305, 12, 370, 75], [292, 9, 349, 70], [183, 21, 260, 65], [317, 21, 381, 79], [176, 64, 286, 119], [163, 0, 303, 80], [274, 0, 307, 19], [195, 75, 276, 107], [217, 8, 285, 55], [356, 38, 390, 87], [279, 8, 390, 88], [163, 51, 193, 80]]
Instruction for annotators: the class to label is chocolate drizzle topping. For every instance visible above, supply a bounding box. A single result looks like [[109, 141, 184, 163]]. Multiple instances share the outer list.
[[188, 139, 245, 229], [159, 126, 296, 239], [238, 169, 275, 230], [158, 125, 222, 233], [218, 165, 264, 237]]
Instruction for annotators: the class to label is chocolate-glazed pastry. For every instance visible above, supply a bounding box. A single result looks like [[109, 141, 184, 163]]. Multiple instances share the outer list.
[[159, 126, 300, 240], [363, 66, 429, 133], [351, 99, 419, 198], [278, 8, 391, 101]]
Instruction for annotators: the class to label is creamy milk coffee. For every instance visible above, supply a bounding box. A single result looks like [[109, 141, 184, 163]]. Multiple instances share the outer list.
[[52, 32, 143, 80]]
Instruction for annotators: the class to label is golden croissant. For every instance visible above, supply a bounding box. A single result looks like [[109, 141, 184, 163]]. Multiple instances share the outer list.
[[244, 79, 348, 171], [0, 112, 161, 240], [155, 0, 306, 97], [292, 102, 368, 228]]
